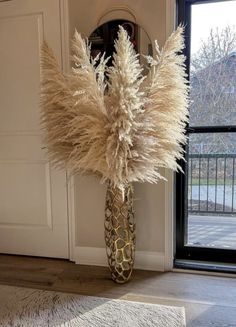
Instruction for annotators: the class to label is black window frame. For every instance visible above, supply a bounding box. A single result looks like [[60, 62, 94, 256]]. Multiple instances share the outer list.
[[175, 0, 236, 266]]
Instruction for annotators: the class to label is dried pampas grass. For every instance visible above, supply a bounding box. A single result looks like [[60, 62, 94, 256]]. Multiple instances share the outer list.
[[40, 26, 189, 192]]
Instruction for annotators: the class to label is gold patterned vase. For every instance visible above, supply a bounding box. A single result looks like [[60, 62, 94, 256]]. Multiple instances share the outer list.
[[104, 182, 135, 283]]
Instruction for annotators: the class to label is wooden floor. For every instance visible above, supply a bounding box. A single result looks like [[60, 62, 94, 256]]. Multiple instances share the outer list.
[[0, 255, 235, 327]]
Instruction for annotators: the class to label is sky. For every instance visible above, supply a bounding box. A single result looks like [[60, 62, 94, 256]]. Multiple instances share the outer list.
[[191, 0, 236, 54]]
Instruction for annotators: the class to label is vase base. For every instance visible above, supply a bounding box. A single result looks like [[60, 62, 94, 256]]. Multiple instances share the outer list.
[[110, 271, 133, 284]]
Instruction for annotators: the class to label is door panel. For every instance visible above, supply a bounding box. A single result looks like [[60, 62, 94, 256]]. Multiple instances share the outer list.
[[0, 0, 69, 258], [0, 14, 43, 132]]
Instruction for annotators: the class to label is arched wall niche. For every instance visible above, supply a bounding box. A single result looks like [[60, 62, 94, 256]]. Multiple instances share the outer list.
[[97, 6, 136, 26]]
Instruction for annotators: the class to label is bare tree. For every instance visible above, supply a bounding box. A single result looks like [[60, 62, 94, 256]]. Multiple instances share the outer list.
[[191, 26, 236, 71], [189, 26, 236, 154]]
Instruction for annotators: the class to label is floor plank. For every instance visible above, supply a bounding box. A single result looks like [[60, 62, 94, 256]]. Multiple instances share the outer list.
[[0, 254, 235, 326]]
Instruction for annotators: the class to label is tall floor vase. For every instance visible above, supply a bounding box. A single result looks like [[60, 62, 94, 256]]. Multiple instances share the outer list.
[[104, 182, 135, 283]]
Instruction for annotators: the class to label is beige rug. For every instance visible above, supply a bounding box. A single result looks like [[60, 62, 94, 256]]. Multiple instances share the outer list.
[[0, 285, 186, 326]]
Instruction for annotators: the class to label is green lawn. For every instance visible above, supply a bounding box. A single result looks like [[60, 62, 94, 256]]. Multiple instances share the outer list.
[[190, 178, 235, 186]]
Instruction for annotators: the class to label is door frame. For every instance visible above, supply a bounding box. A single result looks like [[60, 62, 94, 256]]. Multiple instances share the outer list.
[[47, 0, 76, 261], [175, 0, 236, 266], [58, 0, 77, 262], [164, 0, 177, 271]]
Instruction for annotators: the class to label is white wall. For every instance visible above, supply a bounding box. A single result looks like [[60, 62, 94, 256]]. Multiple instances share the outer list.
[[68, 0, 175, 271]]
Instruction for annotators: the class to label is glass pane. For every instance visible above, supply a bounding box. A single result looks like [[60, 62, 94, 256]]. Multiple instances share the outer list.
[[186, 133, 236, 249], [189, 1, 236, 127]]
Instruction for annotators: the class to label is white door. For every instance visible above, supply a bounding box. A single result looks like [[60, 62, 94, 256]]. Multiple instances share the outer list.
[[0, 0, 69, 258]]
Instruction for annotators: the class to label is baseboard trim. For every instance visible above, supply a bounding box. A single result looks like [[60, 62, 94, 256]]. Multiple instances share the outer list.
[[74, 246, 165, 271], [135, 250, 165, 271]]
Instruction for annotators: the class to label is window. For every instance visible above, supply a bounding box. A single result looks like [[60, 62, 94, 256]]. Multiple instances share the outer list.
[[176, 0, 236, 270]]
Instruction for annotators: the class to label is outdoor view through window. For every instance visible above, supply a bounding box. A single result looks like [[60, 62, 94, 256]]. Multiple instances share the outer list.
[[187, 1, 236, 249]]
